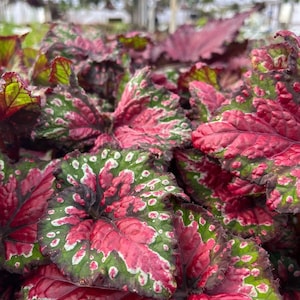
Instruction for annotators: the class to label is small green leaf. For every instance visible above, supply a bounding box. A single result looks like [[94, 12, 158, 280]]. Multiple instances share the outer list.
[[49, 56, 72, 85], [0, 72, 40, 121]]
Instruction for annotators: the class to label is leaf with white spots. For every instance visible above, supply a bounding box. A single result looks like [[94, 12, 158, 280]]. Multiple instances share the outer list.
[[211, 237, 281, 299], [38, 148, 188, 299], [174, 149, 277, 242], [0, 152, 58, 273], [33, 84, 111, 149], [20, 264, 152, 300], [192, 31, 300, 213], [173, 203, 232, 292], [93, 67, 192, 160]]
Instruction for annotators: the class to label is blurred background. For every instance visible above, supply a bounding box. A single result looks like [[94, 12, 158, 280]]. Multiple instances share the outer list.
[[0, 0, 299, 39]]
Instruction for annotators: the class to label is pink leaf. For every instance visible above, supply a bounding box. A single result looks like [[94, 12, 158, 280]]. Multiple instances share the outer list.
[[155, 10, 254, 62]]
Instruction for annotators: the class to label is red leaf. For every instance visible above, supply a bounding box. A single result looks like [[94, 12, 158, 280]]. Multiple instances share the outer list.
[[174, 149, 276, 242], [188, 294, 250, 300], [20, 264, 151, 300], [39, 149, 187, 298], [0, 155, 58, 272], [94, 67, 191, 158], [155, 10, 253, 62], [174, 203, 231, 290]]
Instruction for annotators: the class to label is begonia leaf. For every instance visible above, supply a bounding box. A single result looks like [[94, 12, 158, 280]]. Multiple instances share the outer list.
[[77, 58, 125, 101], [0, 152, 58, 273], [154, 10, 253, 63], [31, 54, 73, 86], [174, 149, 277, 242], [49, 56, 72, 85], [40, 23, 83, 57], [192, 99, 300, 213], [20, 264, 152, 300], [0, 72, 40, 121], [188, 80, 227, 124], [173, 203, 231, 291], [118, 32, 151, 51], [38, 148, 188, 299], [31, 53, 51, 85], [0, 35, 25, 70], [0, 72, 40, 160], [251, 30, 300, 73], [178, 63, 220, 92], [40, 22, 125, 102], [92, 67, 191, 159], [32, 84, 111, 149], [211, 237, 281, 299], [192, 31, 300, 213]]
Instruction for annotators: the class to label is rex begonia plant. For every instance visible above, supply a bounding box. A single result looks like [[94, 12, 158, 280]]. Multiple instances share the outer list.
[[1, 14, 299, 300]]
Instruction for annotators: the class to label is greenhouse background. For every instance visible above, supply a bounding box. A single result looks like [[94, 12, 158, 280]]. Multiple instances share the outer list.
[[1, 0, 300, 38]]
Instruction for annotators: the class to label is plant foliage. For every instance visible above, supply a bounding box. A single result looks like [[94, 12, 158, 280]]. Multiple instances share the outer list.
[[0, 9, 299, 300]]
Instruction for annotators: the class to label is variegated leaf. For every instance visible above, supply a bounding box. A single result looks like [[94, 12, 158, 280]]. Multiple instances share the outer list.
[[0, 152, 58, 273], [173, 203, 231, 291], [174, 149, 277, 242], [192, 31, 300, 213], [211, 237, 281, 299], [20, 264, 152, 300], [32, 84, 111, 149], [92, 67, 191, 160], [38, 148, 188, 299]]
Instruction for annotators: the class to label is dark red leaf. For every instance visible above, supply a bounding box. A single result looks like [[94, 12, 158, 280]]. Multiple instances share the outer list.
[[92, 67, 191, 158], [20, 264, 152, 300]]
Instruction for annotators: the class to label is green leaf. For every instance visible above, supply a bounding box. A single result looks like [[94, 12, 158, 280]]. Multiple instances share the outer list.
[[49, 56, 72, 85], [0, 34, 25, 69], [0, 72, 40, 121]]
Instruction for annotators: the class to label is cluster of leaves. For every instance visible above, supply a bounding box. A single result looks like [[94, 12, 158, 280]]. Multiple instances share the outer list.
[[1, 9, 299, 300]]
